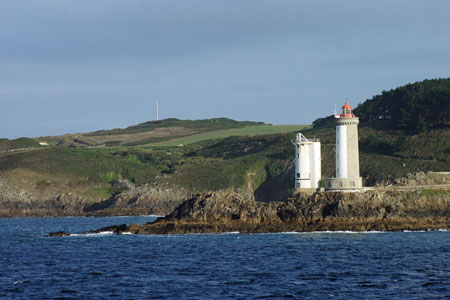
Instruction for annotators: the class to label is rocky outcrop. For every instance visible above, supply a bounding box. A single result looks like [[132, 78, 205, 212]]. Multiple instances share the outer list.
[[111, 179, 135, 190], [0, 179, 188, 218], [0, 193, 90, 218], [82, 184, 188, 217], [393, 171, 450, 186], [83, 224, 129, 235], [86, 189, 450, 234], [46, 231, 70, 237]]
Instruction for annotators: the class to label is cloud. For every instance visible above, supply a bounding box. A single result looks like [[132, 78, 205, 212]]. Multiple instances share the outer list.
[[0, 84, 115, 97], [0, 0, 449, 138], [1, 0, 447, 63]]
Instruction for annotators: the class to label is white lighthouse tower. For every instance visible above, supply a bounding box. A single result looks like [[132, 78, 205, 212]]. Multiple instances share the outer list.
[[292, 132, 321, 193], [324, 101, 363, 191]]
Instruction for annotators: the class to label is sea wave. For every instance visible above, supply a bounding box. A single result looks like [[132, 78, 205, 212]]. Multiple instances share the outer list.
[[70, 231, 115, 237], [278, 230, 385, 234], [403, 229, 450, 232]]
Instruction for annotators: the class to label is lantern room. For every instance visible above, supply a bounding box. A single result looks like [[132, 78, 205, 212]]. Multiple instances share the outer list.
[[340, 101, 354, 118]]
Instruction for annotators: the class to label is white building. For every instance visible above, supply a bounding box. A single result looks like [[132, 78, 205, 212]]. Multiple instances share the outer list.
[[292, 132, 321, 192]]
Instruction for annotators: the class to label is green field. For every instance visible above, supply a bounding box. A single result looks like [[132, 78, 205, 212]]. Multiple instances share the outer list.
[[146, 125, 309, 147]]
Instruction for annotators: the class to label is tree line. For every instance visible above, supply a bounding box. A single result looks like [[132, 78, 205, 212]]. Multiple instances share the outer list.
[[354, 78, 450, 132]]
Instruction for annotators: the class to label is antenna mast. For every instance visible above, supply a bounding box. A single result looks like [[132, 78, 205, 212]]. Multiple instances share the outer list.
[[156, 101, 159, 121]]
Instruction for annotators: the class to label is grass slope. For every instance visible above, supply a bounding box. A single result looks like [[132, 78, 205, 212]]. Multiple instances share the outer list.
[[38, 118, 268, 147], [163, 126, 449, 191], [0, 148, 158, 185], [0, 138, 41, 152], [164, 133, 293, 192], [146, 125, 309, 147], [89, 117, 263, 136]]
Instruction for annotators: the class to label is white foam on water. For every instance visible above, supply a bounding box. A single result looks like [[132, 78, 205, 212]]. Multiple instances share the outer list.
[[131, 231, 242, 237], [177, 231, 241, 235], [403, 229, 450, 232], [121, 232, 133, 235], [323, 230, 385, 234], [70, 231, 115, 237], [87, 231, 115, 236], [278, 230, 385, 234], [110, 215, 163, 218], [283, 229, 449, 234]]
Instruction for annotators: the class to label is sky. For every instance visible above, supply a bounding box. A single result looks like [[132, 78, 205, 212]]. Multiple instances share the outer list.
[[1, 0, 450, 139]]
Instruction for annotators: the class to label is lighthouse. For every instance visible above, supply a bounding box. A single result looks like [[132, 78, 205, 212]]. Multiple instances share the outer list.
[[292, 132, 321, 193], [323, 101, 363, 191]]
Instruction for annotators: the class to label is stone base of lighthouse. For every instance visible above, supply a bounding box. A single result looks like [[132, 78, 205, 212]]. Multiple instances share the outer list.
[[293, 187, 318, 195], [322, 177, 363, 191]]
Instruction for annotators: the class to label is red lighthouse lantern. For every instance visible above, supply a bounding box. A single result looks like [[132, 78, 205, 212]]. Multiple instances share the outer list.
[[341, 101, 353, 118]]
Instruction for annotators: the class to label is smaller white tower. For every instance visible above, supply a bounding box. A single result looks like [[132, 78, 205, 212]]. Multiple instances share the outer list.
[[292, 133, 321, 192]]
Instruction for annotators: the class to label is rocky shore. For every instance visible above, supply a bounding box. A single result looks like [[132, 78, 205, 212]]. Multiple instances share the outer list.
[[64, 188, 450, 235], [3, 171, 449, 220], [0, 179, 187, 218]]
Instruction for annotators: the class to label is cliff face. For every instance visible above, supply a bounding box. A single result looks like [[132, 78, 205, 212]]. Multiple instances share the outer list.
[[82, 184, 188, 217], [122, 190, 450, 234], [0, 178, 188, 218], [393, 171, 450, 186]]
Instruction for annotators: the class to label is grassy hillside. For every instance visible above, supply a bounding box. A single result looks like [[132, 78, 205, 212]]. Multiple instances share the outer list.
[[37, 118, 270, 147], [0, 138, 41, 152], [146, 125, 309, 147], [165, 133, 293, 191], [89, 118, 263, 136], [155, 126, 448, 194], [1, 118, 312, 202], [0, 148, 159, 185]]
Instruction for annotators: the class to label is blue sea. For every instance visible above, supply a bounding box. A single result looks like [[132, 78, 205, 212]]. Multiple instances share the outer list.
[[1, 216, 449, 300]]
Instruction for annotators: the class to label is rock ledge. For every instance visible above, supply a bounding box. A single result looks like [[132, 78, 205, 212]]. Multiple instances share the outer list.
[[56, 189, 450, 235]]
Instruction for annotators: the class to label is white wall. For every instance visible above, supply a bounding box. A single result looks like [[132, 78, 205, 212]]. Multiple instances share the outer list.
[[311, 142, 321, 188], [336, 125, 347, 178]]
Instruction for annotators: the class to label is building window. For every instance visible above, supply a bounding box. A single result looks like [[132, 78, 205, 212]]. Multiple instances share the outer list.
[[296, 173, 300, 178], [339, 182, 342, 187], [352, 181, 355, 187]]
